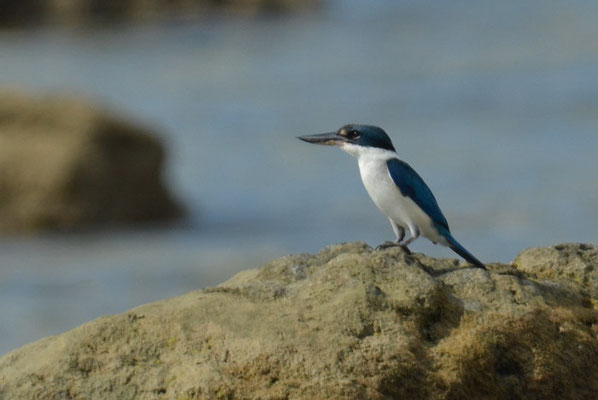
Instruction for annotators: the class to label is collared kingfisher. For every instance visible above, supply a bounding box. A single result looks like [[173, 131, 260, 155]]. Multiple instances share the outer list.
[[298, 124, 486, 270]]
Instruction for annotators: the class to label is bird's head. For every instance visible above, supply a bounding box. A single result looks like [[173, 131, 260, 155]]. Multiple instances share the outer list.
[[298, 124, 396, 154]]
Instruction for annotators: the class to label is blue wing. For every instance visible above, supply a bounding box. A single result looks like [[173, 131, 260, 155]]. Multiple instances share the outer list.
[[386, 158, 449, 231]]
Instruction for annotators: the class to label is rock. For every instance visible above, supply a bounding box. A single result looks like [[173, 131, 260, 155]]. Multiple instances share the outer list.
[[0, 91, 182, 233], [1, 243, 597, 399], [514, 243, 598, 301], [0, 0, 319, 27]]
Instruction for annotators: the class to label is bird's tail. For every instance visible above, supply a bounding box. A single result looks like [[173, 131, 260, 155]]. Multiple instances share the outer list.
[[441, 230, 486, 270]]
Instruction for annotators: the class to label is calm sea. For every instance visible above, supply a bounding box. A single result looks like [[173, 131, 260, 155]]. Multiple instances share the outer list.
[[1, 0, 597, 354]]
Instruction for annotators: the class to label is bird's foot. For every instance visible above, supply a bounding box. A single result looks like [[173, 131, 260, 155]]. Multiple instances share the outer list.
[[399, 244, 412, 255], [376, 241, 396, 251], [375, 241, 412, 254]]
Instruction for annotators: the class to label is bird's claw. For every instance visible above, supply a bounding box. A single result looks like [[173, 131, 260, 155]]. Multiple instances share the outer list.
[[375, 241, 412, 254], [399, 244, 412, 255], [375, 241, 394, 251]]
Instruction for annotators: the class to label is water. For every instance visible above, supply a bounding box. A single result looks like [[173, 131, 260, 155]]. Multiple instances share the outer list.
[[1, 0, 598, 355]]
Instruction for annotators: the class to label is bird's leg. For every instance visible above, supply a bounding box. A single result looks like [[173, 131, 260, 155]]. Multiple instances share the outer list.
[[380, 225, 419, 253], [376, 222, 411, 253], [390, 220, 405, 243], [399, 226, 420, 252], [396, 226, 406, 243]]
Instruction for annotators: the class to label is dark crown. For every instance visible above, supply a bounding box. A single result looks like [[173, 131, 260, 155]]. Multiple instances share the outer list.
[[338, 124, 395, 151]]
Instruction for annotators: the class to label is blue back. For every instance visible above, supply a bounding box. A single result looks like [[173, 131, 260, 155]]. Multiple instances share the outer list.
[[386, 158, 449, 231]]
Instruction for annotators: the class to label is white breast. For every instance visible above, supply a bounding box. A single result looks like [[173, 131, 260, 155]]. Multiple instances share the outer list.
[[342, 143, 443, 242]]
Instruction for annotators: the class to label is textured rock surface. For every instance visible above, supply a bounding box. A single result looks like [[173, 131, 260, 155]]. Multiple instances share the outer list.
[[1, 242, 597, 399], [0, 91, 181, 233], [0, 0, 319, 27], [514, 243, 598, 301]]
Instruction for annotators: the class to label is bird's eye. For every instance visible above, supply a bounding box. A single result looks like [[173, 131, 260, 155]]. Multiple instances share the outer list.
[[348, 130, 360, 139]]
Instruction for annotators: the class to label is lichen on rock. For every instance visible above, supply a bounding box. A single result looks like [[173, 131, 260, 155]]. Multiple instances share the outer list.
[[1, 242, 597, 399]]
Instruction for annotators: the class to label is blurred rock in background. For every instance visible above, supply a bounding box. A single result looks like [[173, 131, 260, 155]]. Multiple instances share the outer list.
[[0, 91, 182, 234], [0, 0, 320, 27]]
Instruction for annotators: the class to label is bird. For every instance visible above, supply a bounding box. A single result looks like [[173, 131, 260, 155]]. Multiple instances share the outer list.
[[298, 123, 486, 270]]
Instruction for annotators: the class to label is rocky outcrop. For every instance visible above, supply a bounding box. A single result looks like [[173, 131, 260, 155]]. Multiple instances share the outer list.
[[0, 91, 181, 233], [0, 0, 319, 27], [1, 243, 597, 399]]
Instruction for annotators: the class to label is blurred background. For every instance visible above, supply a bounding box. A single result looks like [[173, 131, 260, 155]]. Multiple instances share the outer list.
[[1, 0, 597, 355]]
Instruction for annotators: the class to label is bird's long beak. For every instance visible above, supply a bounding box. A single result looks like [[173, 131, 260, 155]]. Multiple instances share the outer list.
[[297, 132, 344, 146]]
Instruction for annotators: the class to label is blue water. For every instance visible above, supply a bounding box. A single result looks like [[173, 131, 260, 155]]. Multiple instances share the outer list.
[[1, 0, 598, 354]]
